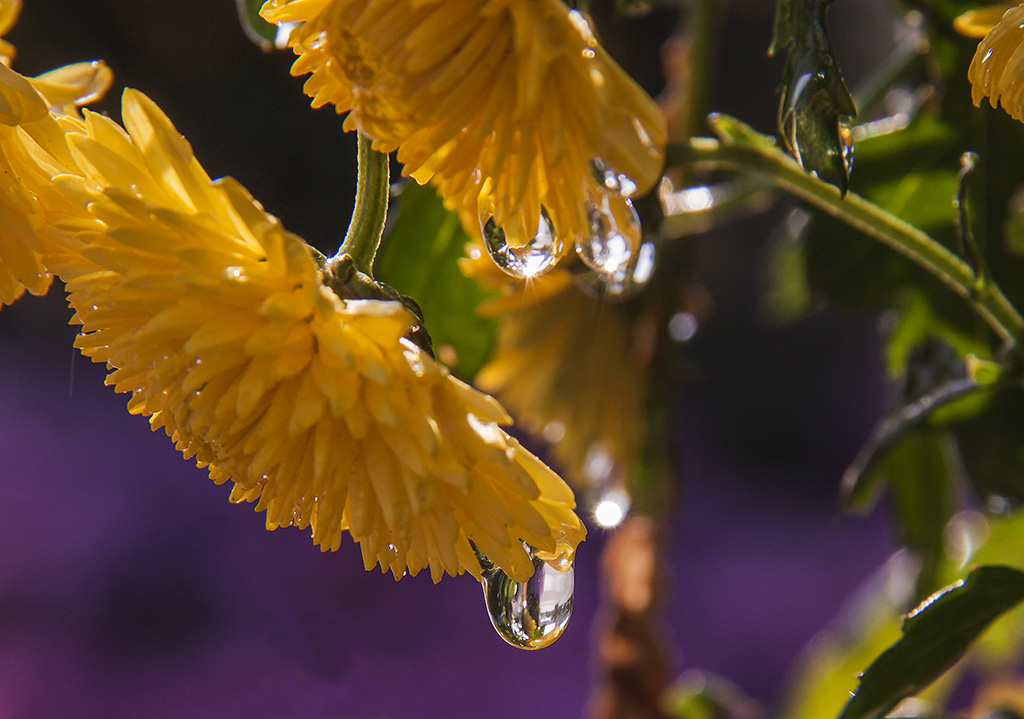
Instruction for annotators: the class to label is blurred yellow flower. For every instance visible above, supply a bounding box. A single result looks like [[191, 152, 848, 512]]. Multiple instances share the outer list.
[[461, 244, 647, 495], [260, 0, 665, 265], [2, 84, 583, 583], [968, 3, 1024, 122], [954, 3, 1016, 38], [0, 0, 20, 65]]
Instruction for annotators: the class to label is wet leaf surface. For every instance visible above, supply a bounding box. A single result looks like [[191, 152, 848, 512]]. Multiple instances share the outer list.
[[838, 565, 1024, 719], [770, 0, 856, 193]]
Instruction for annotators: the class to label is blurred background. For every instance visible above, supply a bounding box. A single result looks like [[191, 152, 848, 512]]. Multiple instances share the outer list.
[[0, 0, 907, 716]]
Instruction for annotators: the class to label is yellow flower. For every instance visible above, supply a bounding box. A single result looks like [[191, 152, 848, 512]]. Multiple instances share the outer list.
[[260, 0, 666, 261], [968, 2, 1024, 122], [0, 53, 111, 307], [6, 85, 584, 583], [461, 244, 647, 495]]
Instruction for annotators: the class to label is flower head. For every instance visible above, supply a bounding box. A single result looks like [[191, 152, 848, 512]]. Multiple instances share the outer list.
[[968, 2, 1024, 122], [6, 85, 583, 582], [260, 0, 665, 264]]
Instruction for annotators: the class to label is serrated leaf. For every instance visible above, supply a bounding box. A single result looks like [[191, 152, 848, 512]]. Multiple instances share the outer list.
[[837, 565, 1024, 719], [374, 182, 498, 381], [770, 0, 856, 193], [235, 0, 277, 51]]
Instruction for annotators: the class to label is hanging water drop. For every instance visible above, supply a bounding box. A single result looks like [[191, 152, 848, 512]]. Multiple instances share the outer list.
[[839, 121, 854, 176], [576, 195, 640, 276], [479, 544, 574, 650], [589, 157, 638, 197], [481, 209, 560, 278]]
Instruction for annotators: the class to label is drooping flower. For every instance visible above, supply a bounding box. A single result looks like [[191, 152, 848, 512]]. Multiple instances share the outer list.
[[967, 3, 1024, 122], [3, 84, 584, 583], [260, 0, 666, 263]]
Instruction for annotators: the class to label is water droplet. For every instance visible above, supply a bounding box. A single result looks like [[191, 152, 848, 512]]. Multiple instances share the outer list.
[[481, 209, 560, 278], [583, 442, 615, 483], [840, 122, 854, 176], [480, 545, 574, 650], [577, 195, 640, 275], [668, 311, 699, 342], [589, 158, 638, 197], [542, 421, 566, 444], [632, 241, 656, 285], [223, 266, 247, 282], [275, 21, 299, 49], [594, 488, 630, 529]]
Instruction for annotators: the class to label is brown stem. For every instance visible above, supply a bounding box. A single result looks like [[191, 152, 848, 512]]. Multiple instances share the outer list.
[[589, 517, 673, 719]]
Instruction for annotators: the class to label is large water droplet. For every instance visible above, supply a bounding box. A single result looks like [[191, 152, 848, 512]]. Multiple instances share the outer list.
[[576, 195, 640, 276], [480, 545, 574, 650], [481, 209, 559, 278], [589, 157, 638, 197]]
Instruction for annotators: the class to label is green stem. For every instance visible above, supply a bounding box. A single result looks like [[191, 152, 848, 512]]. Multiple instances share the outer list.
[[335, 132, 390, 277], [666, 137, 1024, 345]]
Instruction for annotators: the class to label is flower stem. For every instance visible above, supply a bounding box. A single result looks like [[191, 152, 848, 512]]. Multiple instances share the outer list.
[[666, 136, 1024, 345], [335, 132, 390, 277]]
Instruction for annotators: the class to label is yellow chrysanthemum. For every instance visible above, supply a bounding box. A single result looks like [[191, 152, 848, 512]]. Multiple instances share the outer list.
[[461, 244, 647, 494], [260, 0, 666, 258], [968, 2, 1024, 122], [3, 83, 583, 583], [0, 55, 111, 307]]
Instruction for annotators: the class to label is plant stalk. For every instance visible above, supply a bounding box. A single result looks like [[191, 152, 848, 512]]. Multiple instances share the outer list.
[[334, 132, 390, 277], [666, 137, 1024, 345]]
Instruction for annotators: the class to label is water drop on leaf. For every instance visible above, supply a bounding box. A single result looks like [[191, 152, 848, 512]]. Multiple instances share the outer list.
[[480, 545, 574, 650]]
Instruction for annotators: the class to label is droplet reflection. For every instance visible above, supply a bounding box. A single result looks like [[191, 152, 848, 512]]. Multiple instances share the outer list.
[[589, 157, 638, 197], [480, 544, 575, 650], [576, 195, 640, 276]]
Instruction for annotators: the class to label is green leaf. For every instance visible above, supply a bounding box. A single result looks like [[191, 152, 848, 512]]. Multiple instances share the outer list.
[[664, 672, 760, 719], [769, 0, 856, 194], [374, 182, 498, 381], [885, 430, 957, 598], [837, 565, 1024, 719], [235, 0, 277, 51], [840, 336, 976, 530], [953, 387, 1024, 505]]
